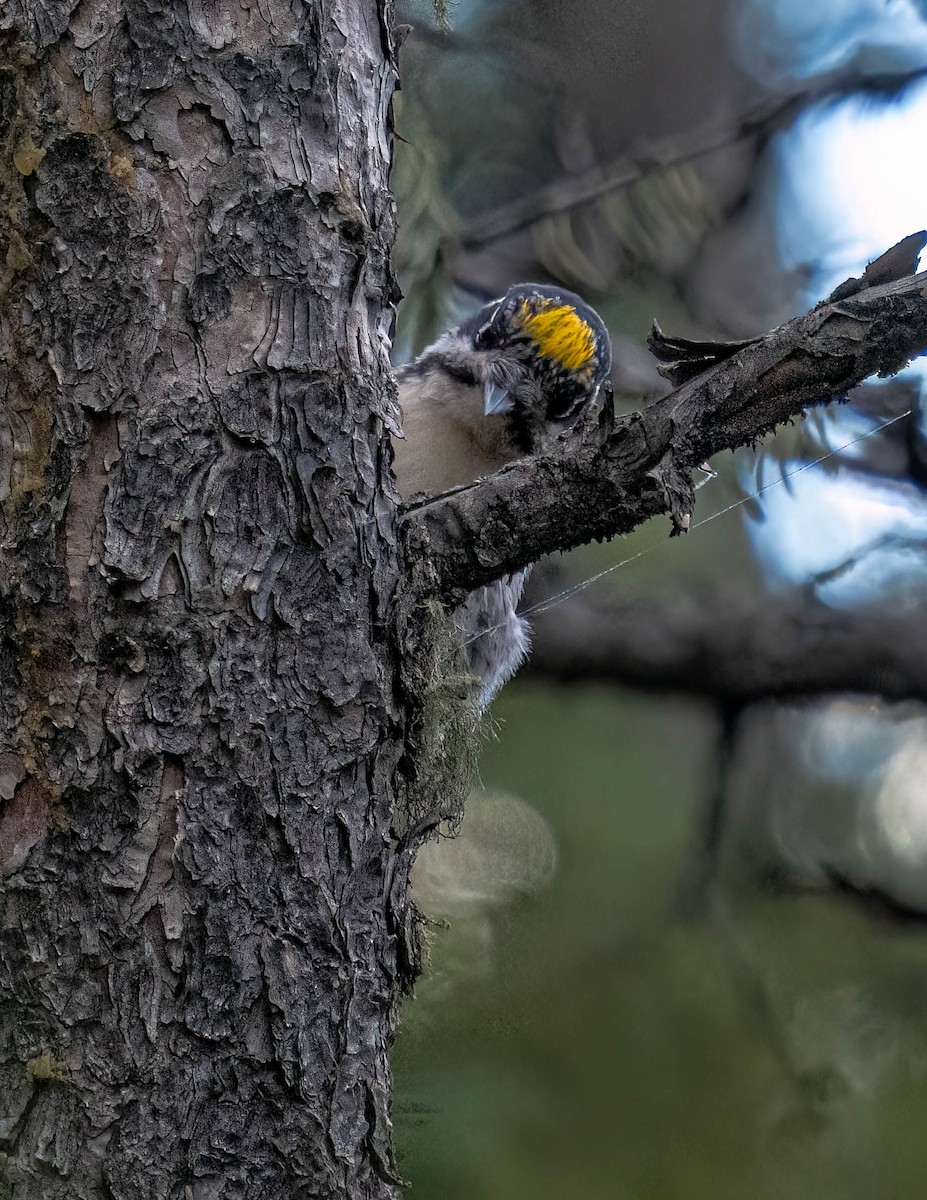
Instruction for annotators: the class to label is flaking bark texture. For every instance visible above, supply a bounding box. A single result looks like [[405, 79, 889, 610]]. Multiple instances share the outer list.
[[0, 3, 406, 1198]]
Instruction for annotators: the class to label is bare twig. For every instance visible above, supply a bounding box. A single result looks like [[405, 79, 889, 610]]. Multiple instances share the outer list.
[[677, 706, 743, 917], [461, 69, 927, 249]]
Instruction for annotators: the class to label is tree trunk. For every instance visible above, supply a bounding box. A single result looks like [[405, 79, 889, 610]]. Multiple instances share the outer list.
[[0, 2, 406, 1197]]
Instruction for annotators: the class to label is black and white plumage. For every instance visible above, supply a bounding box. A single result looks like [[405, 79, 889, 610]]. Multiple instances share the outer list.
[[393, 283, 612, 705]]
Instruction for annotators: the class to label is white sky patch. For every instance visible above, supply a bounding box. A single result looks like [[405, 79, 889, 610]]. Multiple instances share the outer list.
[[745, 466, 927, 600], [745, 73, 927, 593], [734, 0, 927, 89], [798, 701, 908, 788], [874, 732, 927, 865], [777, 81, 927, 293]]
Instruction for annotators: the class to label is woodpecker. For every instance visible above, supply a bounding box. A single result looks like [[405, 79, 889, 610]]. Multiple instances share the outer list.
[[392, 283, 612, 704]]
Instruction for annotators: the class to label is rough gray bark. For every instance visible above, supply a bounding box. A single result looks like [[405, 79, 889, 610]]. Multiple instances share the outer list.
[[403, 270, 927, 600], [0, 3, 407, 1198]]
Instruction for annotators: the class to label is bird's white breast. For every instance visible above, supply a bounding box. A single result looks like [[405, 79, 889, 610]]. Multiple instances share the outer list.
[[392, 370, 517, 499]]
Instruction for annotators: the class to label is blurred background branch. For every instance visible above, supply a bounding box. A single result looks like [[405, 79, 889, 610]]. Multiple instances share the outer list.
[[459, 66, 927, 251], [527, 585, 927, 703]]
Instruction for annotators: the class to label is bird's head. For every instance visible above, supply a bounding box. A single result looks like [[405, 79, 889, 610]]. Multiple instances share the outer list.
[[460, 283, 612, 450]]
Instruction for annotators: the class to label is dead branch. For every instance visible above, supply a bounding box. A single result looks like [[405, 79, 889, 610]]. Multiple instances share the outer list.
[[401, 264, 927, 601]]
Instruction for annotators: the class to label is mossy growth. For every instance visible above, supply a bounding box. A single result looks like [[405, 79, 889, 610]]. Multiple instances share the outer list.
[[432, 1, 452, 33], [397, 598, 486, 838], [26, 1049, 69, 1082]]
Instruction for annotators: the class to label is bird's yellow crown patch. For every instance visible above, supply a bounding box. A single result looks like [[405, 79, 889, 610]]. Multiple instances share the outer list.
[[518, 300, 596, 371]]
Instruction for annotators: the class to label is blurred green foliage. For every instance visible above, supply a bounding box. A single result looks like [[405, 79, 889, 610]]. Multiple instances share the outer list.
[[395, 685, 927, 1199], [392, 2, 720, 356]]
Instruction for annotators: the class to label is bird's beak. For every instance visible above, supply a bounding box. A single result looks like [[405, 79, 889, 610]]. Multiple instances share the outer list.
[[484, 380, 514, 415]]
